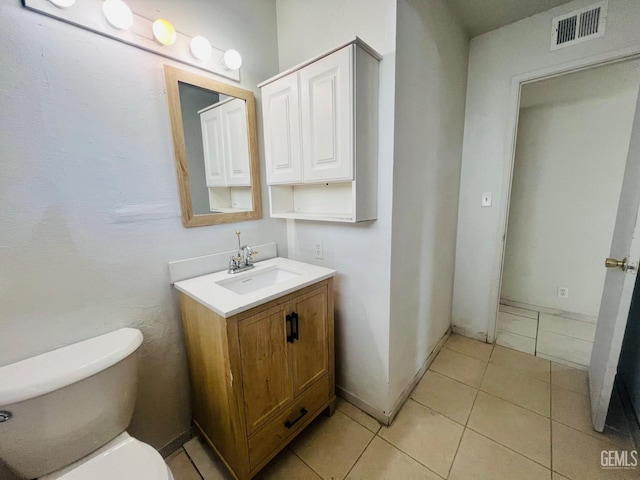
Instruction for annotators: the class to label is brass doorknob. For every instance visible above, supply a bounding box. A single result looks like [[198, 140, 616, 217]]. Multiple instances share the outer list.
[[605, 257, 627, 270]]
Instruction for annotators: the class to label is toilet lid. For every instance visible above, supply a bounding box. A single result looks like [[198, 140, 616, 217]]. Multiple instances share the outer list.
[[44, 437, 171, 480]]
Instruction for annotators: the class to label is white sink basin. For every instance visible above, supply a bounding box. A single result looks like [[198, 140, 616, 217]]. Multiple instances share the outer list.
[[216, 266, 301, 295], [173, 257, 336, 318]]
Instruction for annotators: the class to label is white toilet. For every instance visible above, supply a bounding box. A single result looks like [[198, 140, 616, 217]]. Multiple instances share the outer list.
[[0, 328, 174, 480]]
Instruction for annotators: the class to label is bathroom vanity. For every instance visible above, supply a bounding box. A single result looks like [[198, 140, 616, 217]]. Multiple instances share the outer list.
[[174, 258, 336, 480]]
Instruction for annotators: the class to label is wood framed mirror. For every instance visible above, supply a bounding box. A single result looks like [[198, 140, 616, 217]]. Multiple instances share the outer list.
[[164, 65, 262, 227]]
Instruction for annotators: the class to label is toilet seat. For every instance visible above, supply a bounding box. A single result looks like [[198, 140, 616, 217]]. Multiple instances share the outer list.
[[40, 433, 173, 480]]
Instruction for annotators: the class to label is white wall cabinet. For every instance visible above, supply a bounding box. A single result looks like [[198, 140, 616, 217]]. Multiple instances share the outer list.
[[199, 98, 252, 212], [259, 38, 380, 223]]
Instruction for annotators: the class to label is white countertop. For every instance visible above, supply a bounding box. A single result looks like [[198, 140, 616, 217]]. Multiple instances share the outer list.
[[173, 257, 336, 318]]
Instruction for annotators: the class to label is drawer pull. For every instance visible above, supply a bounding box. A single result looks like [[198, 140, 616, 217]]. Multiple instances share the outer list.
[[284, 407, 308, 429]]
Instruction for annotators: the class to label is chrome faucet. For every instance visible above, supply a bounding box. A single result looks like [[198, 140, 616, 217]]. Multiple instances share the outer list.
[[228, 231, 257, 274]]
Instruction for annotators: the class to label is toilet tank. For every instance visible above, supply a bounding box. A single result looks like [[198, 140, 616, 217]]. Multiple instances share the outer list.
[[0, 328, 144, 479]]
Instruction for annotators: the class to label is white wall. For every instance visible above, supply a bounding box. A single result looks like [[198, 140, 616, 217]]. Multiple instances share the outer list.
[[0, 0, 283, 470], [502, 64, 640, 317], [388, 0, 468, 407], [452, 0, 640, 340], [275, 0, 397, 412]]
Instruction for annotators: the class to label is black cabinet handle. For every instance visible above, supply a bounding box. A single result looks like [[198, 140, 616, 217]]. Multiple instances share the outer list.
[[291, 311, 299, 341], [285, 407, 308, 429], [286, 314, 294, 343]]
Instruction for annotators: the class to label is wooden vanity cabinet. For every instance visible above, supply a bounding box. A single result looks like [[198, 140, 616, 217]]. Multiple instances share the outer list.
[[179, 278, 335, 480]]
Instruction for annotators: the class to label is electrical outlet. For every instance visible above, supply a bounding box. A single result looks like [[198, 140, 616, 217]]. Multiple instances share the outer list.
[[314, 240, 324, 260], [558, 287, 569, 299]]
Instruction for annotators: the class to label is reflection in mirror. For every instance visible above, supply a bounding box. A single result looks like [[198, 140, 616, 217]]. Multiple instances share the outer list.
[[164, 65, 262, 227]]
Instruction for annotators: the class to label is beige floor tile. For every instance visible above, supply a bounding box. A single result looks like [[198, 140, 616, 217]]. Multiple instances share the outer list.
[[468, 391, 551, 467], [430, 347, 487, 388], [346, 437, 443, 480], [183, 437, 233, 480], [410, 370, 477, 425], [498, 311, 538, 338], [256, 449, 321, 480], [444, 333, 494, 361], [551, 362, 589, 396], [481, 363, 550, 416], [490, 345, 550, 382], [289, 409, 374, 480], [496, 329, 537, 355], [166, 450, 203, 480], [551, 385, 632, 449], [537, 331, 592, 367], [379, 399, 463, 478], [552, 473, 571, 480], [539, 313, 596, 342], [552, 421, 637, 480], [449, 429, 551, 480], [336, 397, 381, 433]]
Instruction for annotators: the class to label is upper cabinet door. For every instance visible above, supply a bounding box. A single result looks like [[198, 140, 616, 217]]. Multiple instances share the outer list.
[[299, 47, 353, 183], [222, 98, 251, 187], [200, 107, 226, 187], [262, 75, 303, 184]]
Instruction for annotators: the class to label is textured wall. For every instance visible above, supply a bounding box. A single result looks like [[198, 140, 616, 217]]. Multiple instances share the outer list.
[[388, 0, 468, 407], [0, 2, 283, 474], [275, 0, 397, 414], [452, 0, 640, 340]]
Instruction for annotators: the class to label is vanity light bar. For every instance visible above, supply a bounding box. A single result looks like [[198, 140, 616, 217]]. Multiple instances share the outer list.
[[22, 0, 241, 82]]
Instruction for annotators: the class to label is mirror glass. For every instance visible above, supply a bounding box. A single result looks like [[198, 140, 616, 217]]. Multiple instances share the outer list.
[[164, 65, 262, 227]]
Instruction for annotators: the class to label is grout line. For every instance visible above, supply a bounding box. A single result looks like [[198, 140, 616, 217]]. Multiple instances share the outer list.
[[374, 434, 448, 479], [441, 344, 493, 363], [341, 432, 377, 479], [549, 364, 554, 474], [467, 427, 551, 471], [465, 425, 552, 471], [288, 446, 326, 479], [181, 447, 205, 480]]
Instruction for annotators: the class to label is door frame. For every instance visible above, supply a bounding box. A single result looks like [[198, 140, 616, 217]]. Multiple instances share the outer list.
[[489, 46, 640, 344]]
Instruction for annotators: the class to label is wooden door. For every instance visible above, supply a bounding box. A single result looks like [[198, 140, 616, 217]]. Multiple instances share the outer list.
[[290, 285, 329, 396], [200, 105, 226, 187], [238, 303, 292, 434], [261, 74, 303, 184], [299, 46, 353, 183], [222, 98, 251, 187]]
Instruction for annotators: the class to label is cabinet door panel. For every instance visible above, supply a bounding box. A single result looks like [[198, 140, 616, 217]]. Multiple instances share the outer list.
[[200, 107, 226, 187], [239, 304, 293, 434], [300, 47, 353, 183], [291, 286, 329, 395], [262, 75, 302, 184], [222, 98, 251, 186]]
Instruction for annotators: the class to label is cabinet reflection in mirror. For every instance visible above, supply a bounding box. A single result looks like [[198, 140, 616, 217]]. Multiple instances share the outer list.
[[164, 65, 262, 227]]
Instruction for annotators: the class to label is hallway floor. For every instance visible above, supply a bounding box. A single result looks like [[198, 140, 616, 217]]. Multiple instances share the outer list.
[[166, 334, 637, 479]]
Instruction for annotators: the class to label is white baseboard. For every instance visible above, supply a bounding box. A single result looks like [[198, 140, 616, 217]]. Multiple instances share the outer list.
[[451, 325, 486, 341], [335, 386, 390, 425]]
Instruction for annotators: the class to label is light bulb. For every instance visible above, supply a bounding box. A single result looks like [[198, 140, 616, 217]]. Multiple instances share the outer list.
[[102, 0, 133, 30], [49, 0, 75, 8], [152, 19, 176, 46], [223, 49, 242, 70], [190, 36, 212, 60]]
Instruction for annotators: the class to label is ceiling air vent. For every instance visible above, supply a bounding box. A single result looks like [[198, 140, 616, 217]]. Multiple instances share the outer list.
[[551, 1, 607, 51]]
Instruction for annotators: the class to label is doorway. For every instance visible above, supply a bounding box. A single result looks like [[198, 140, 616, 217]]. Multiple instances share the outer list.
[[496, 58, 640, 369]]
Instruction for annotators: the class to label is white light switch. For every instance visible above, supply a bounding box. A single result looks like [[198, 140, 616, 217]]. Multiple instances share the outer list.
[[481, 192, 492, 207]]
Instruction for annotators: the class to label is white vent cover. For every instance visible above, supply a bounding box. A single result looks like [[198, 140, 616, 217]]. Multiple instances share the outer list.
[[551, 1, 607, 51]]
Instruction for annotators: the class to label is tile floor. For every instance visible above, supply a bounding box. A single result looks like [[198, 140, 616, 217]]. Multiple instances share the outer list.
[[497, 304, 596, 368], [166, 334, 638, 480]]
